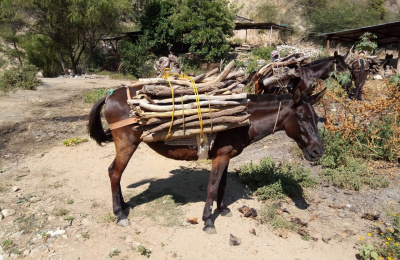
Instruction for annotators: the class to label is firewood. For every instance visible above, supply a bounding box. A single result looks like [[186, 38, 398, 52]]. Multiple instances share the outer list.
[[127, 93, 247, 105], [139, 99, 249, 112], [139, 108, 222, 119], [142, 105, 247, 132], [141, 119, 250, 142], [205, 67, 219, 77]]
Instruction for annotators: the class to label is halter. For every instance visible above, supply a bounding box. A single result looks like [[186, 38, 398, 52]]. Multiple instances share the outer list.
[[272, 102, 281, 133]]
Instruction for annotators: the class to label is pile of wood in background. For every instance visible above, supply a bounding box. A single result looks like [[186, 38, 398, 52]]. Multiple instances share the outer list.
[[128, 61, 250, 143]]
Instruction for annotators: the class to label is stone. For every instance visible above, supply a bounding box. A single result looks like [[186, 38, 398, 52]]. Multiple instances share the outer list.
[[12, 186, 20, 192], [10, 230, 25, 239], [81, 218, 92, 226], [1, 209, 16, 217]]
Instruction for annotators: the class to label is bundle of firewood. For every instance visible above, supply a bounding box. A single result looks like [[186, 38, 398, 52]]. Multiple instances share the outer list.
[[128, 60, 250, 143], [257, 54, 309, 89]]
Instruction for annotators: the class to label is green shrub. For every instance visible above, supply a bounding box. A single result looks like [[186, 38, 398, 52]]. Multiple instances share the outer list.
[[0, 65, 40, 92], [252, 46, 277, 61], [238, 157, 316, 200], [84, 88, 109, 103], [319, 130, 352, 169]]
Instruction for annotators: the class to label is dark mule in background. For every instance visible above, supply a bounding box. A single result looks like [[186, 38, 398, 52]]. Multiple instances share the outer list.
[[88, 86, 326, 233], [246, 51, 348, 96], [346, 58, 370, 100]]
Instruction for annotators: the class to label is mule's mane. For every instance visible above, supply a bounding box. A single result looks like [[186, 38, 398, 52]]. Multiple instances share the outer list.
[[302, 56, 335, 67]]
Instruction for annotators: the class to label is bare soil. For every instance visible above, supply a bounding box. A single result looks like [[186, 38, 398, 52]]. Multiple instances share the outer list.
[[0, 77, 399, 260]]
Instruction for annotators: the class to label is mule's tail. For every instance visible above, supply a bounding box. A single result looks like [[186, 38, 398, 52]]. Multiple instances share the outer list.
[[88, 96, 113, 145]]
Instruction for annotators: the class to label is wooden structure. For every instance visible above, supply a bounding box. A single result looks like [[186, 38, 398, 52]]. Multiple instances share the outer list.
[[319, 21, 400, 73], [234, 22, 292, 44]]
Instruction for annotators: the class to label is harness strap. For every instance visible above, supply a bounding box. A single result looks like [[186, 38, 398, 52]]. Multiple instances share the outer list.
[[109, 117, 140, 130], [272, 102, 281, 133]]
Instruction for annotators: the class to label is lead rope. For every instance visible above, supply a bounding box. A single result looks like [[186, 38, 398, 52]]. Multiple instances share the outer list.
[[272, 102, 281, 133]]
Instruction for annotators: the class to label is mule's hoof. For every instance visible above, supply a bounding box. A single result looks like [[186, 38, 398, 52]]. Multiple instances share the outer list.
[[203, 219, 216, 234], [220, 208, 232, 217], [203, 225, 217, 234], [117, 218, 130, 227]]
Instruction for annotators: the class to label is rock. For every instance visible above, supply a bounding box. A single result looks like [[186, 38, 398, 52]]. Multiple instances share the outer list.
[[125, 235, 134, 243], [279, 229, 288, 239], [0, 213, 3, 220], [229, 234, 241, 246], [2, 209, 16, 217], [322, 237, 331, 243], [10, 230, 25, 239], [249, 228, 256, 235], [81, 218, 92, 226], [12, 186, 20, 192], [23, 249, 30, 256]]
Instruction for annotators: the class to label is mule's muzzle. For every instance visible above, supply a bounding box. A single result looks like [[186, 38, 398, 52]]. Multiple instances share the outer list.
[[303, 147, 324, 162]]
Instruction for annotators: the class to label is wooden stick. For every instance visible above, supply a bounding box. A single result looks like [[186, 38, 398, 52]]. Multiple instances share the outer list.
[[205, 68, 219, 77], [139, 108, 221, 119], [128, 93, 247, 105], [139, 99, 249, 112], [143, 105, 247, 132], [141, 119, 250, 142]]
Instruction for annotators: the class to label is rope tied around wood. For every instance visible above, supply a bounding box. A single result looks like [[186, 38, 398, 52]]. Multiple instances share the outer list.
[[161, 68, 211, 142]]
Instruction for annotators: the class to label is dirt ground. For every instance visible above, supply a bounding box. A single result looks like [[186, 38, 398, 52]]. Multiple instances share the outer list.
[[0, 77, 399, 260]]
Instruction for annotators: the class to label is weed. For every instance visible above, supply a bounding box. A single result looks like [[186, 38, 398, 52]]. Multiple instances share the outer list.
[[52, 208, 68, 216], [238, 157, 316, 201], [0, 185, 4, 192], [16, 214, 40, 233], [83, 88, 109, 104], [260, 203, 298, 231], [137, 245, 151, 258], [66, 199, 74, 204], [252, 46, 277, 61], [91, 202, 100, 208], [64, 216, 75, 221], [2, 239, 13, 249], [81, 232, 90, 239], [63, 137, 88, 146], [103, 212, 117, 223], [360, 244, 379, 260], [109, 249, 121, 257], [0, 65, 41, 92], [321, 157, 389, 191]]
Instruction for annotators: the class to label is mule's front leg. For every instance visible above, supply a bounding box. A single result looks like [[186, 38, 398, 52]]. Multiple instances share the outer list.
[[202, 156, 229, 234]]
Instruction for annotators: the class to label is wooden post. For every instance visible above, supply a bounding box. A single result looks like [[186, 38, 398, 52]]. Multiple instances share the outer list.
[[397, 40, 400, 74], [269, 26, 273, 46], [326, 38, 330, 56]]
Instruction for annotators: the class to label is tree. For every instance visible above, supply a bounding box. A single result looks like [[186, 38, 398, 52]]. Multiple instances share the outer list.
[[28, 0, 132, 75], [0, 0, 30, 66], [171, 0, 237, 62], [139, 0, 180, 56]]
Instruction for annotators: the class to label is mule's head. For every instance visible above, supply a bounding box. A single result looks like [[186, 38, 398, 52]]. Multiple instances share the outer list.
[[333, 51, 349, 73], [284, 87, 326, 161]]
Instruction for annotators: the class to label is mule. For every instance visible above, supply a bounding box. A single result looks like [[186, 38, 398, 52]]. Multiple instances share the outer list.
[[251, 51, 348, 96], [88, 86, 326, 233], [345, 58, 370, 100]]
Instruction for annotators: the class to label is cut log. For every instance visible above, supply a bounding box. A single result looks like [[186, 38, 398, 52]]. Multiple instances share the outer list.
[[262, 67, 298, 87], [205, 67, 219, 77], [141, 84, 221, 96], [139, 108, 222, 119], [141, 119, 250, 142], [139, 99, 249, 112], [128, 93, 247, 105], [142, 105, 247, 132]]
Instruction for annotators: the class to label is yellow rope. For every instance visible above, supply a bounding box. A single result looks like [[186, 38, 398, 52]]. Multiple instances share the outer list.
[[161, 68, 204, 140]]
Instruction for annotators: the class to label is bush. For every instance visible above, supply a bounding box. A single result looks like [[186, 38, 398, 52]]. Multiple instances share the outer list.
[[238, 157, 316, 200], [252, 46, 277, 61], [0, 65, 41, 92]]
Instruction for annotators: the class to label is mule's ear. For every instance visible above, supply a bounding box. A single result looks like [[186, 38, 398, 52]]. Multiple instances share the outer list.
[[334, 51, 338, 58], [292, 86, 302, 106], [309, 88, 327, 105]]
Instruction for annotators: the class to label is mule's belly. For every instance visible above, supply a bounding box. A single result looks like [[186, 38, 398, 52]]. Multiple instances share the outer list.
[[146, 141, 200, 161]]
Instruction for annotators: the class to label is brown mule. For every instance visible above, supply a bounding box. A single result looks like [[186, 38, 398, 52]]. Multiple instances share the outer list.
[[88, 87, 326, 233]]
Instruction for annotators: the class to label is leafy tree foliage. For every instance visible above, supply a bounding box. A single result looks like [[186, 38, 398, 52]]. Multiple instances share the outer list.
[[139, 0, 179, 55], [308, 0, 383, 33], [171, 0, 237, 62]]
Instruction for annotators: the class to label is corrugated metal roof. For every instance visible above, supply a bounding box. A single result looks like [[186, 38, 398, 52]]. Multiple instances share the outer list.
[[319, 21, 400, 45]]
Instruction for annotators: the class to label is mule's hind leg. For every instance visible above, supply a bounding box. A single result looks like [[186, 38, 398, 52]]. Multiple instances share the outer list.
[[109, 129, 141, 226], [217, 167, 231, 216], [202, 155, 230, 233]]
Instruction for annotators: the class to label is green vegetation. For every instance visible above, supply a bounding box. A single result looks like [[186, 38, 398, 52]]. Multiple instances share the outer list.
[[138, 245, 152, 258], [84, 88, 109, 104], [62, 137, 89, 146], [81, 232, 90, 239], [355, 32, 378, 53], [238, 157, 317, 201], [0, 65, 40, 92], [109, 249, 121, 257], [63, 216, 75, 221], [103, 212, 117, 223], [52, 208, 68, 216], [66, 199, 74, 204]]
